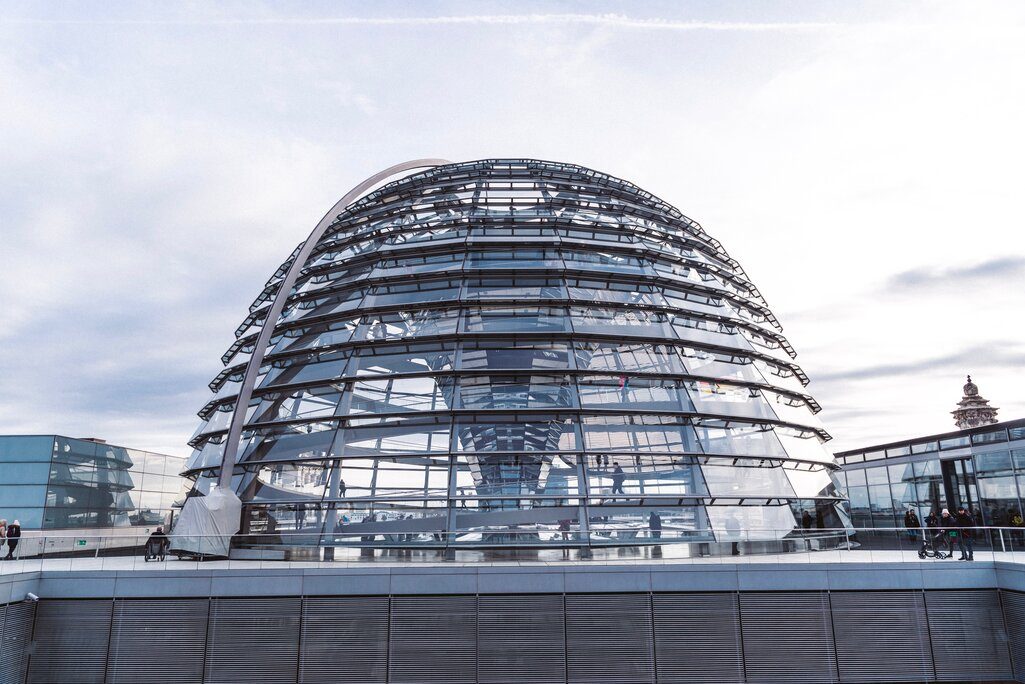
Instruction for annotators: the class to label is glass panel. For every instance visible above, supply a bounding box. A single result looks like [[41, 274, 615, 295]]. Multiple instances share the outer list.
[[687, 381, 777, 421], [458, 375, 575, 410], [846, 486, 871, 527], [465, 277, 565, 300], [566, 279, 666, 307], [569, 306, 673, 336], [776, 431, 834, 465], [706, 505, 798, 541], [972, 429, 1008, 445], [581, 415, 696, 453], [254, 386, 344, 423], [845, 469, 867, 487], [241, 461, 331, 503], [357, 309, 459, 341], [455, 454, 581, 501], [455, 416, 577, 452], [578, 376, 691, 412], [463, 306, 567, 333], [269, 318, 358, 355], [702, 463, 796, 497], [2, 462, 50, 485], [694, 422, 785, 458], [240, 425, 339, 463], [1014, 449, 1025, 471], [352, 343, 456, 376], [321, 457, 451, 500], [349, 377, 455, 414], [865, 465, 889, 485], [977, 476, 1020, 526], [363, 279, 461, 308], [460, 342, 570, 371], [0, 436, 55, 462], [574, 342, 685, 374], [260, 352, 350, 389], [975, 451, 1013, 475], [867, 484, 896, 528], [342, 418, 450, 455], [785, 467, 839, 499]]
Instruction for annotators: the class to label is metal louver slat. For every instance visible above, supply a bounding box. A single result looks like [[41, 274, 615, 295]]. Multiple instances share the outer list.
[[1002, 590, 1025, 682], [299, 597, 388, 684], [478, 594, 566, 684], [739, 592, 838, 684], [389, 595, 477, 684], [106, 599, 209, 684], [0, 602, 34, 684], [565, 593, 654, 684], [28, 599, 112, 684], [830, 591, 933, 683], [205, 597, 301, 684], [653, 593, 743, 684], [925, 589, 1013, 682]]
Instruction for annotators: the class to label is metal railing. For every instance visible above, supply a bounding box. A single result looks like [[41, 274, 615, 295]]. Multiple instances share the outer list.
[[1, 525, 1024, 571]]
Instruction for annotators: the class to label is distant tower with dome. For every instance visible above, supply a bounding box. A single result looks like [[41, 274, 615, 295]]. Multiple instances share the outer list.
[[952, 375, 999, 429]]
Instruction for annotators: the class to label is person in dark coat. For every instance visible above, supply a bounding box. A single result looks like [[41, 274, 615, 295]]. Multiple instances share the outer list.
[[955, 506, 975, 561], [648, 511, 662, 540], [4, 520, 20, 560], [611, 463, 625, 495], [146, 529, 168, 557], [801, 510, 813, 530], [904, 508, 921, 542]]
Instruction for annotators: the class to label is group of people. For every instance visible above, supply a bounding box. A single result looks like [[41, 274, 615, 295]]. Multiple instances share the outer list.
[[904, 506, 977, 560], [0, 519, 22, 560]]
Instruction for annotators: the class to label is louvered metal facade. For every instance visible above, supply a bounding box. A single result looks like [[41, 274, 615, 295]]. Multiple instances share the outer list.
[[10, 589, 1023, 683], [0, 602, 33, 684]]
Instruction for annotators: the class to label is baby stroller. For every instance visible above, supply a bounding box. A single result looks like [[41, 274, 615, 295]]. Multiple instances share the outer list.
[[144, 537, 168, 562], [918, 530, 950, 559]]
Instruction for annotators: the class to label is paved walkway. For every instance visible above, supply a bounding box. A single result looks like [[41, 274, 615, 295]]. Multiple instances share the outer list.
[[2, 547, 1024, 573]]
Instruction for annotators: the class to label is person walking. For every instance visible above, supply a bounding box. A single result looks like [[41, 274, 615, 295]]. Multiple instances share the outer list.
[[611, 462, 625, 495], [4, 520, 20, 560], [955, 506, 975, 561], [904, 508, 921, 543]]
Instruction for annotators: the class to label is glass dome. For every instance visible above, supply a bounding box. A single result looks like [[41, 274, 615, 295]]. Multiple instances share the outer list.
[[185, 159, 848, 558]]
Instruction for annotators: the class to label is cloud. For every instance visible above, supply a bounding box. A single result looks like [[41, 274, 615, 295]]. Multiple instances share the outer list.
[[887, 256, 1025, 290], [815, 343, 1025, 383]]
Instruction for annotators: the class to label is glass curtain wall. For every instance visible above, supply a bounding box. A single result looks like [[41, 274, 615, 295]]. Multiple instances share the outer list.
[[186, 159, 848, 554], [0, 435, 186, 530]]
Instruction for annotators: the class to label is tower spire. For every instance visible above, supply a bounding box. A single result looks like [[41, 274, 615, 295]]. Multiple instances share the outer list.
[[952, 374, 999, 429]]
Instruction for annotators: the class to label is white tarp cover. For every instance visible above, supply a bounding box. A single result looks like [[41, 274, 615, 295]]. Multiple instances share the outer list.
[[170, 486, 242, 557]]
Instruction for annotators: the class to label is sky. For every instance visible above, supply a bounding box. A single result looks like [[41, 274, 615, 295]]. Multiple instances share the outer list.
[[1, 1, 1023, 456]]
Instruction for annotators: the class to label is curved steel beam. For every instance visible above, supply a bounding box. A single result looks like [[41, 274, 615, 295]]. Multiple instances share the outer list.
[[217, 158, 452, 487]]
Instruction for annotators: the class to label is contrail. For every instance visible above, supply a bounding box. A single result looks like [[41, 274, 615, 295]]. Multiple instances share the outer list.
[[3, 13, 846, 31]]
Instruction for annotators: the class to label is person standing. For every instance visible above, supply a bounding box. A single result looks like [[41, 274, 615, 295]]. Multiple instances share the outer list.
[[955, 506, 975, 561], [4, 520, 20, 560], [801, 510, 813, 530], [904, 508, 921, 543], [648, 511, 662, 540], [940, 509, 957, 560], [0, 519, 6, 556], [611, 462, 625, 495]]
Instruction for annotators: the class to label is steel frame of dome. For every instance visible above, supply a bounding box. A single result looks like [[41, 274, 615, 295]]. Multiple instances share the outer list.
[[185, 158, 849, 555]]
